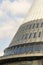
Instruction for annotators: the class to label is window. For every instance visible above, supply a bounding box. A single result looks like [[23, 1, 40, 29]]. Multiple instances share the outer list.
[[23, 35, 26, 39], [16, 46, 20, 54], [28, 45, 33, 53], [8, 48, 12, 55], [25, 44, 33, 53], [21, 34, 28, 40], [33, 44, 40, 52], [14, 47, 18, 54], [18, 47, 22, 54], [38, 32, 41, 37], [27, 34, 29, 39], [27, 25, 29, 28], [33, 32, 37, 38], [36, 23, 39, 28], [17, 46, 22, 54], [32, 23, 35, 29], [22, 34, 25, 39], [25, 34, 28, 39], [41, 22, 43, 27], [20, 35, 23, 40], [40, 44, 43, 52], [20, 45, 25, 53], [24, 26, 27, 30], [29, 24, 32, 29], [29, 33, 32, 38]]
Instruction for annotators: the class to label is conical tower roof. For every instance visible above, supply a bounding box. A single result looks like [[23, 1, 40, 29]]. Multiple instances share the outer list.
[[9, 0, 43, 47], [24, 0, 43, 23]]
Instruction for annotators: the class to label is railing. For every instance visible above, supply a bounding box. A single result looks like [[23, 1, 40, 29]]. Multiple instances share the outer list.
[[0, 52, 43, 61]]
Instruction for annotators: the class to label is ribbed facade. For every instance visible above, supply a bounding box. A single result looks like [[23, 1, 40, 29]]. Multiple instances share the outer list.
[[4, 19, 43, 56]]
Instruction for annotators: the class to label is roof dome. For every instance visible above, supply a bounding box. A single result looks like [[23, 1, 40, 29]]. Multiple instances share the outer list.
[[4, 0, 43, 56]]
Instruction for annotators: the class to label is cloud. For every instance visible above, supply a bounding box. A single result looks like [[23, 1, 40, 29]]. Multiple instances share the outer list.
[[0, 21, 17, 39], [0, 0, 31, 14], [0, 0, 3, 4], [0, 0, 32, 39], [9, 0, 15, 2], [0, 9, 5, 16]]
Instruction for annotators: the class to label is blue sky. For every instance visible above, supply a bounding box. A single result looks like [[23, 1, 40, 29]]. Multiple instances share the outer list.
[[0, 0, 33, 56]]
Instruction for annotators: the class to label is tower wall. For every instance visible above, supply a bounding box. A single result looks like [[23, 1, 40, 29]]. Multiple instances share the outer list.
[[24, 0, 43, 23]]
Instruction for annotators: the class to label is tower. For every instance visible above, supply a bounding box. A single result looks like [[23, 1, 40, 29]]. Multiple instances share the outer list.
[[24, 0, 43, 23], [0, 0, 43, 65]]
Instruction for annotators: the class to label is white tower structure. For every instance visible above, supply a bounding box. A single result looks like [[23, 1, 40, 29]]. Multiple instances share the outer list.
[[0, 0, 43, 65], [24, 0, 43, 23]]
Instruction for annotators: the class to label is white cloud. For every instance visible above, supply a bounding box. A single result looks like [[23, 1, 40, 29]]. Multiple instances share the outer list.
[[0, 18, 23, 39], [0, 9, 5, 16], [0, 0, 32, 15], [0, 0, 32, 39], [0, 21, 17, 39]]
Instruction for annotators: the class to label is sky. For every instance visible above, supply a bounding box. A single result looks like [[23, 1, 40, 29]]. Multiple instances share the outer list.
[[0, 0, 33, 56]]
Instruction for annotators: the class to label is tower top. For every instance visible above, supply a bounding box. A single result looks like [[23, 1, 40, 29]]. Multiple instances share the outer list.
[[24, 0, 43, 23]]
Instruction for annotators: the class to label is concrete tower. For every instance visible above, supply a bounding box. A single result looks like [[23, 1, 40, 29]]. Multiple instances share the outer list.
[[0, 0, 43, 65], [24, 0, 43, 23]]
